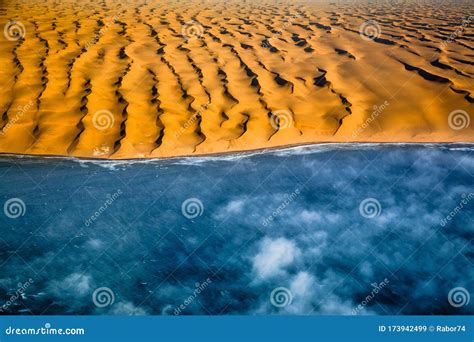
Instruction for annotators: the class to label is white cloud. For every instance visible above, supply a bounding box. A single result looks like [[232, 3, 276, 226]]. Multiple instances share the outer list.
[[215, 199, 245, 219], [299, 210, 322, 223], [252, 237, 301, 280], [287, 271, 316, 314], [48, 273, 91, 297]]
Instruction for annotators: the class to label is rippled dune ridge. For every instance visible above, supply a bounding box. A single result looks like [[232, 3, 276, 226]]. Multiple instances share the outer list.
[[0, 0, 472, 158]]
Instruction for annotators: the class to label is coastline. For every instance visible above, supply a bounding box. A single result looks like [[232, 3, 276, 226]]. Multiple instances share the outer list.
[[1, 141, 473, 163]]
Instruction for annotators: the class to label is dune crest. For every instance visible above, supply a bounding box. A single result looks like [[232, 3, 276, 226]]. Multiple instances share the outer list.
[[0, 0, 473, 159]]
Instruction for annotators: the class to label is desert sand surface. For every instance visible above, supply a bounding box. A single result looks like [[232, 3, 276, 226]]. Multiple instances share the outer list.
[[0, 0, 472, 159]]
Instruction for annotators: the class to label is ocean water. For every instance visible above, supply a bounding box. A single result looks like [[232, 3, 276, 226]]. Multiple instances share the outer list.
[[0, 144, 472, 315]]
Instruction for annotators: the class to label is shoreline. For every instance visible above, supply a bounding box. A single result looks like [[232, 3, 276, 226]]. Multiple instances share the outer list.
[[1, 141, 473, 162]]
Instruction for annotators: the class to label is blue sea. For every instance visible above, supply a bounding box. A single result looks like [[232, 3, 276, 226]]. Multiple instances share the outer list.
[[0, 144, 472, 315]]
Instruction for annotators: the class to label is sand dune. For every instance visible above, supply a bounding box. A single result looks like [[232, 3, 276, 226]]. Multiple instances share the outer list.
[[0, 0, 472, 158]]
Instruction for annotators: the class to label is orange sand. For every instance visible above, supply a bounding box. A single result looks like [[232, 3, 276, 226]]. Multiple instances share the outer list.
[[0, 0, 472, 159]]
